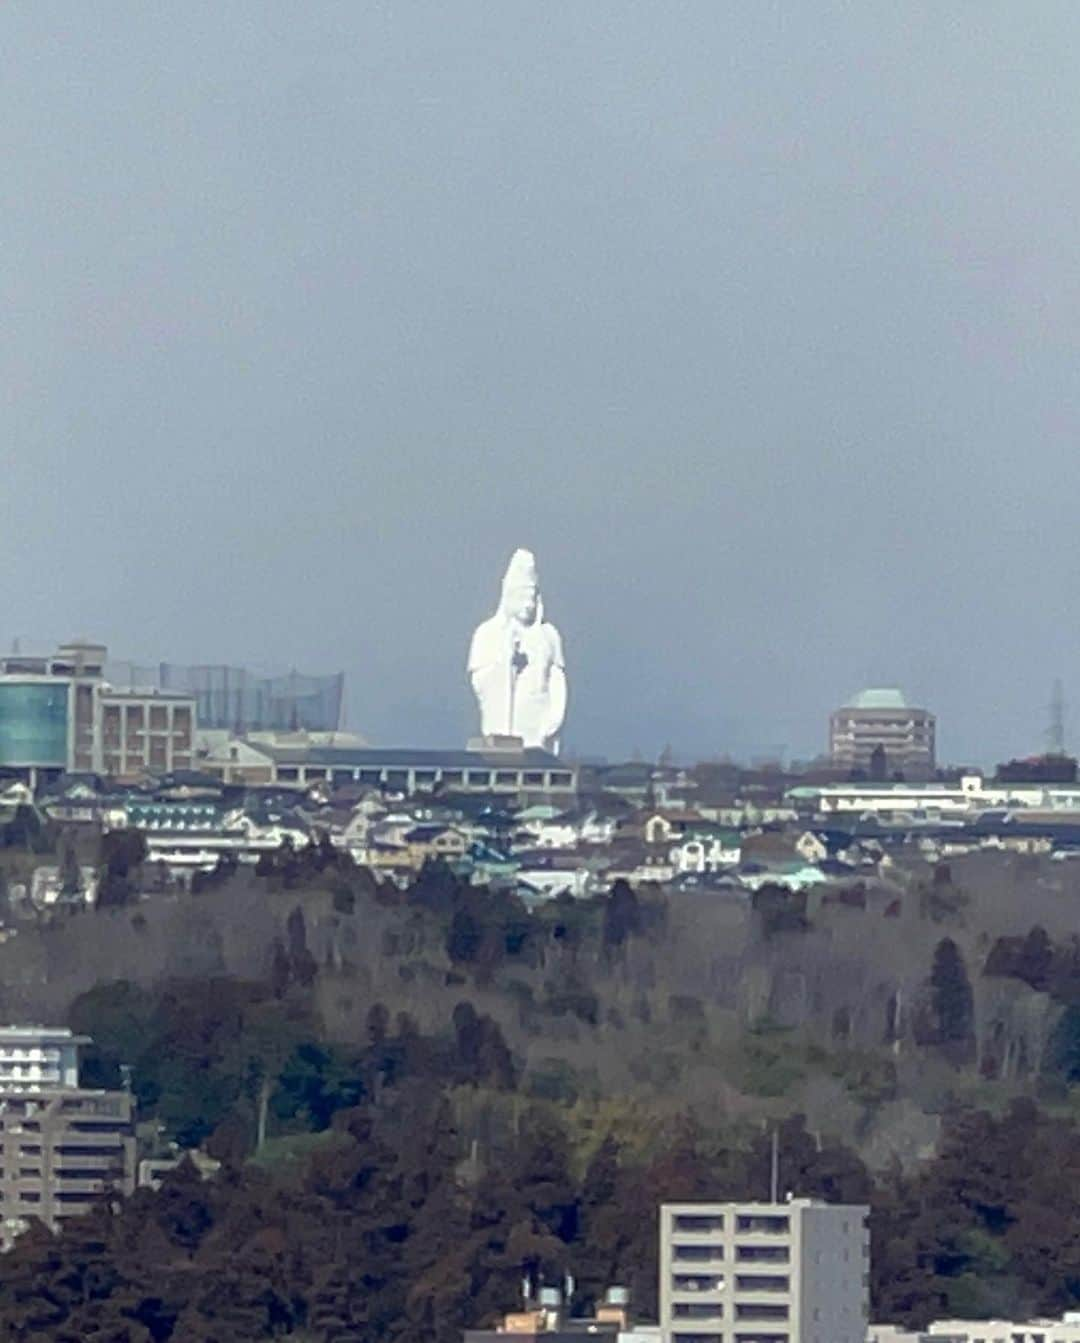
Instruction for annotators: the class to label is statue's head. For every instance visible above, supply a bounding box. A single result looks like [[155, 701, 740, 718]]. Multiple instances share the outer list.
[[500, 548, 540, 625]]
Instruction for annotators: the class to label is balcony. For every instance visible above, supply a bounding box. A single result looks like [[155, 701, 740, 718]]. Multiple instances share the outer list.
[[734, 1275, 789, 1294], [672, 1303, 724, 1323], [735, 1303, 789, 1321], [672, 1245, 725, 1266], [735, 1216, 789, 1235], [673, 1214, 726, 1234], [672, 1274, 725, 1296]]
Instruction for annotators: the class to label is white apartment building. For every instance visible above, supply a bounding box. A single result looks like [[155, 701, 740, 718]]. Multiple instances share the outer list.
[[0, 1026, 87, 1093], [659, 1199, 869, 1343]]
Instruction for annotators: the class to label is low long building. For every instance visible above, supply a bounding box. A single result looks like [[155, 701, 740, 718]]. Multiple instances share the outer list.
[[200, 740, 578, 801], [788, 774, 1080, 821], [872, 1315, 1080, 1341]]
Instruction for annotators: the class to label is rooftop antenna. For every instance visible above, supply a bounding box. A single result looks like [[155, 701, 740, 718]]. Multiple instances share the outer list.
[[1048, 679, 1067, 755], [769, 1125, 780, 1204]]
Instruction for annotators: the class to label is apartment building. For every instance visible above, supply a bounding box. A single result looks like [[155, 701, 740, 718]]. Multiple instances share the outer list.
[[0, 1026, 86, 1093], [659, 1199, 869, 1343], [829, 689, 936, 779], [0, 1026, 135, 1249]]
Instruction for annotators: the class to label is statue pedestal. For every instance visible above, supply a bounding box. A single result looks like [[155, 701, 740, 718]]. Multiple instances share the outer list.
[[467, 735, 525, 753]]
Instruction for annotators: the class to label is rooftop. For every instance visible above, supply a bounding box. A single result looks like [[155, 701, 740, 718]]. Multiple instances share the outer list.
[[848, 688, 908, 710], [250, 744, 569, 770]]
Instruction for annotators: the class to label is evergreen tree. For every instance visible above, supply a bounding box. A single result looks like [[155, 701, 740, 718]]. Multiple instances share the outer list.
[[929, 937, 976, 1064]]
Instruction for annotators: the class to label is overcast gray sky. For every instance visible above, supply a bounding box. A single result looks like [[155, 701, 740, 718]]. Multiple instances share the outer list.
[[3, 2, 1079, 765]]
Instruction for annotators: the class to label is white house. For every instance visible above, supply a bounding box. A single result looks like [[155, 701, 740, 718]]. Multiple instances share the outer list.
[[669, 832, 742, 874]]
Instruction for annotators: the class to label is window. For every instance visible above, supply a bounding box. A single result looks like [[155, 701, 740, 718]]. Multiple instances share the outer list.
[[674, 1245, 723, 1262], [735, 1245, 788, 1264], [673, 1303, 723, 1320], [673, 1275, 724, 1293], [735, 1303, 788, 1320], [735, 1276, 788, 1292], [735, 1215, 789, 1234], [674, 1214, 725, 1233]]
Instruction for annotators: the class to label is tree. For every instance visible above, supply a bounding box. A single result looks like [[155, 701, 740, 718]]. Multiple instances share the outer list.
[[929, 937, 975, 1064], [602, 881, 641, 956], [446, 908, 482, 966], [59, 843, 83, 899], [97, 830, 147, 908]]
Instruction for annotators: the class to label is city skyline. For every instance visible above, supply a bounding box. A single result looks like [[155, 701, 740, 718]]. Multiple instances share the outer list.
[[4, 4, 1080, 764]]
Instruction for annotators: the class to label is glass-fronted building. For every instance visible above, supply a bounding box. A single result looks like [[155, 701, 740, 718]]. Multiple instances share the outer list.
[[0, 681, 70, 769]]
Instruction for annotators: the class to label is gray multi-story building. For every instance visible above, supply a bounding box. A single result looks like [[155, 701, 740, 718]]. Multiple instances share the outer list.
[[829, 688, 936, 779], [0, 1026, 135, 1249], [659, 1198, 869, 1343]]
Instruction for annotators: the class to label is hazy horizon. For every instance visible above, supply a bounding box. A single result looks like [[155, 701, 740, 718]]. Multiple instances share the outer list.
[[5, 3, 1080, 766]]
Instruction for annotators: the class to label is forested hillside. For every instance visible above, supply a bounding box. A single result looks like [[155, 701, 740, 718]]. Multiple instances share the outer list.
[[2, 837, 1080, 1337]]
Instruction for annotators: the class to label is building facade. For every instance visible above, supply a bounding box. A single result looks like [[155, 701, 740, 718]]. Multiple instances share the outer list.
[[0, 1026, 135, 1249], [829, 689, 936, 778], [200, 740, 579, 801], [0, 1027, 86, 1093], [658, 1199, 869, 1343], [0, 642, 196, 783], [99, 687, 195, 777]]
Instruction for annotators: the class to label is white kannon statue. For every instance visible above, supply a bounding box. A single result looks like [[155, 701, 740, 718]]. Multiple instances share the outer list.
[[468, 548, 567, 753]]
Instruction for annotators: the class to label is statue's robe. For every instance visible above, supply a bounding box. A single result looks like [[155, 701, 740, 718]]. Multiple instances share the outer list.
[[467, 615, 565, 749]]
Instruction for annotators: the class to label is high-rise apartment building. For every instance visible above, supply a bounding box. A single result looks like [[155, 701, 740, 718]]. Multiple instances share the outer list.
[[829, 689, 935, 779], [0, 1026, 135, 1249], [659, 1199, 869, 1343]]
